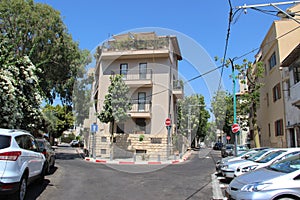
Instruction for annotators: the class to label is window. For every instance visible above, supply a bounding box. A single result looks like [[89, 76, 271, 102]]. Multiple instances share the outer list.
[[139, 63, 147, 79], [269, 52, 277, 69], [268, 123, 271, 137], [275, 119, 283, 136], [273, 83, 281, 102], [15, 135, 38, 151], [266, 93, 269, 107], [294, 65, 300, 84], [116, 123, 124, 134], [120, 63, 128, 79], [138, 92, 146, 111], [135, 118, 146, 132]]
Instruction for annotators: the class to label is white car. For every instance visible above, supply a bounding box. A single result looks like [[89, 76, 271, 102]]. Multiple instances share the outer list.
[[234, 148, 300, 177], [221, 148, 276, 179], [0, 128, 46, 200], [226, 154, 300, 200]]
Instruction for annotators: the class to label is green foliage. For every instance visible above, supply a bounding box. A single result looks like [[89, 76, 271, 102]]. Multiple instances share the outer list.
[[42, 104, 74, 138], [0, 0, 88, 104], [177, 94, 210, 144], [0, 36, 43, 132], [211, 90, 233, 134], [97, 74, 132, 127], [139, 134, 145, 142]]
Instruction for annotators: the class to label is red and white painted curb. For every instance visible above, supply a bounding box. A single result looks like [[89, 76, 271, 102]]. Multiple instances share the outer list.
[[84, 151, 191, 165]]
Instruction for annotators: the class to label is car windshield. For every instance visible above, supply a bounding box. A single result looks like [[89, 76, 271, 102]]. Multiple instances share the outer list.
[[257, 150, 286, 163], [0, 135, 11, 149], [226, 145, 234, 149], [37, 140, 45, 149], [237, 145, 248, 151], [268, 154, 300, 173], [248, 149, 271, 161]]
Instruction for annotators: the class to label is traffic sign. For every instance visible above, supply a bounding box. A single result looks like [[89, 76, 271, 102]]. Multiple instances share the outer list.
[[165, 118, 171, 126], [231, 123, 240, 133], [226, 135, 231, 140], [91, 123, 98, 133]]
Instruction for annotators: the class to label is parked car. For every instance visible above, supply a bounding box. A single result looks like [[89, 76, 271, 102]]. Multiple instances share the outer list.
[[234, 148, 300, 177], [221, 148, 275, 179], [216, 148, 268, 174], [213, 142, 223, 150], [0, 128, 46, 200], [221, 144, 234, 157], [36, 138, 56, 174], [70, 140, 84, 147], [226, 154, 300, 200]]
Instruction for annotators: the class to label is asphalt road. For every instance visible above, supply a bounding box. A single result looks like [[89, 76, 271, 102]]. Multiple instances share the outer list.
[[13, 146, 222, 200]]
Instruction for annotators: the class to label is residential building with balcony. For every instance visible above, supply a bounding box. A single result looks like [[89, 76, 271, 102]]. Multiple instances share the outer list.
[[281, 43, 300, 147], [89, 32, 183, 159], [248, 4, 300, 148]]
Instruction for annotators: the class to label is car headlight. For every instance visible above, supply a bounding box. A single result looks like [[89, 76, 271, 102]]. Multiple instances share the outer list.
[[241, 165, 258, 172], [222, 165, 229, 169], [241, 182, 271, 192]]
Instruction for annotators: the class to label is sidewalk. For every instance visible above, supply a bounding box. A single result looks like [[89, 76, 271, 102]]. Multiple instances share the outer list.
[[81, 149, 193, 165]]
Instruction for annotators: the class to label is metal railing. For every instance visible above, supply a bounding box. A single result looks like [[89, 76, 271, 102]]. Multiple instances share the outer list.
[[130, 100, 152, 113], [111, 69, 152, 81]]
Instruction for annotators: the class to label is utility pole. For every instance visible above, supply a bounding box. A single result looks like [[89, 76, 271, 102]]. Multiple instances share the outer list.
[[229, 59, 238, 156]]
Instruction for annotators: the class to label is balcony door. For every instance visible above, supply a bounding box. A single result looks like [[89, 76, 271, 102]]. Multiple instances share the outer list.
[[139, 63, 147, 80], [138, 92, 146, 111], [120, 63, 128, 79]]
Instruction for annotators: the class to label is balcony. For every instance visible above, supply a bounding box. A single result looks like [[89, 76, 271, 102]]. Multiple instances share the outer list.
[[291, 82, 300, 109], [173, 80, 184, 99], [129, 100, 151, 118], [111, 69, 153, 87]]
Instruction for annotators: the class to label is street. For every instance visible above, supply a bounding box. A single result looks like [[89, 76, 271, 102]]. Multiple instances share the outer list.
[[14, 146, 222, 200]]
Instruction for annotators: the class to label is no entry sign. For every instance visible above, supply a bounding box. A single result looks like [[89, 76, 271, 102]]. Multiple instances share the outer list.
[[232, 123, 240, 134], [165, 118, 171, 126]]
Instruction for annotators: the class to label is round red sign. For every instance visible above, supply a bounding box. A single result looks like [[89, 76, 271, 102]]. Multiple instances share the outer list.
[[226, 135, 231, 140], [232, 123, 240, 133], [165, 118, 171, 126]]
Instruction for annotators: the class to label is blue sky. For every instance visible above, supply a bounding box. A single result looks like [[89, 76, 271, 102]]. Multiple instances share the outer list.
[[35, 0, 293, 110]]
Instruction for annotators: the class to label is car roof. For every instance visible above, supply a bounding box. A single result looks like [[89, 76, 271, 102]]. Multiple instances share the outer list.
[[0, 128, 32, 137]]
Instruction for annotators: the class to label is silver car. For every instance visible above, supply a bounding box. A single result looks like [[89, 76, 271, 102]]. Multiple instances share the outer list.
[[226, 154, 300, 200]]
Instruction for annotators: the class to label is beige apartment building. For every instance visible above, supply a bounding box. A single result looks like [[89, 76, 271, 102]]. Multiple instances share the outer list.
[[249, 4, 300, 148], [86, 32, 183, 159]]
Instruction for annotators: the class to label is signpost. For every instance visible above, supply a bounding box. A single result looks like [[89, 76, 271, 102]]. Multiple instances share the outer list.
[[91, 123, 98, 159], [165, 118, 171, 159]]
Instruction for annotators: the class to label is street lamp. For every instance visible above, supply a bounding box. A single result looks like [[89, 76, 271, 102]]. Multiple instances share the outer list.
[[187, 104, 206, 148]]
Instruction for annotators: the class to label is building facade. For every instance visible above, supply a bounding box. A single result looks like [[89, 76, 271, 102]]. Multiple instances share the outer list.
[[250, 4, 300, 148], [281, 43, 300, 147], [88, 32, 183, 159]]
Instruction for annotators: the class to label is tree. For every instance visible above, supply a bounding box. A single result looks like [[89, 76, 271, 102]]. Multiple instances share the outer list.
[[177, 94, 210, 147], [234, 59, 264, 147], [97, 75, 132, 157], [0, 36, 43, 132], [72, 50, 93, 126], [42, 104, 74, 140], [211, 90, 233, 135], [0, 0, 87, 104]]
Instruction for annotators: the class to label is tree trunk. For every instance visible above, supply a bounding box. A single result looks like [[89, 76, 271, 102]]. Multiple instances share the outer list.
[[253, 123, 261, 148], [110, 120, 115, 160]]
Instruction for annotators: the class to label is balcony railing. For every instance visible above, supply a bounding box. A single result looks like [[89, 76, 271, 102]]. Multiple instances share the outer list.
[[173, 80, 184, 99], [103, 38, 169, 52], [111, 69, 152, 81], [130, 100, 152, 113]]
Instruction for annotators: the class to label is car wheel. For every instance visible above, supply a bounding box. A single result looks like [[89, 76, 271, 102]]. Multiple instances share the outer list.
[[51, 157, 55, 168], [38, 163, 46, 183], [15, 174, 27, 200]]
